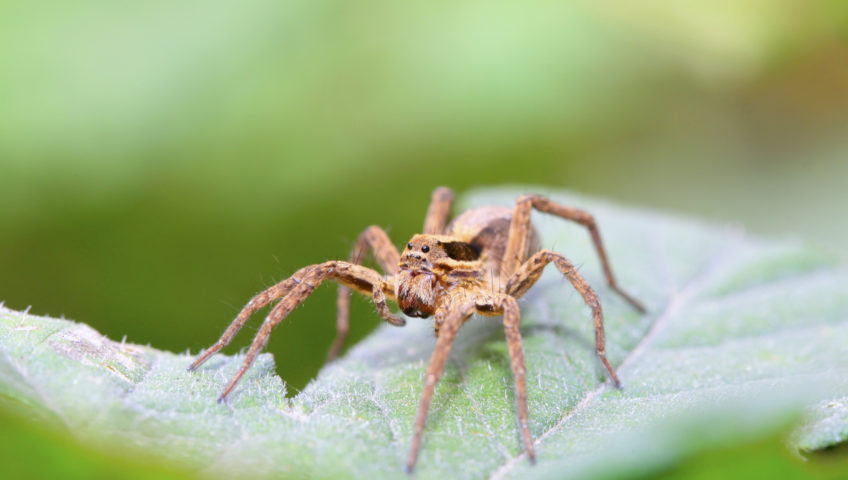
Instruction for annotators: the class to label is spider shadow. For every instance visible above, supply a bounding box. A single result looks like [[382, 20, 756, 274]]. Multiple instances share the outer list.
[[521, 281, 622, 386], [342, 312, 506, 373], [343, 282, 598, 375], [516, 282, 597, 347]]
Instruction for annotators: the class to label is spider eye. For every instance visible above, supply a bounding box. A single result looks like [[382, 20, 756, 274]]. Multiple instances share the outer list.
[[407, 243, 413, 250], [421, 245, 430, 253]]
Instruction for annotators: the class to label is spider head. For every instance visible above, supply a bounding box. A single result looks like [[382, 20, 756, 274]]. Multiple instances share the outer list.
[[396, 234, 440, 317], [400, 234, 437, 270], [400, 234, 481, 270], [396, 234, 481, 318]]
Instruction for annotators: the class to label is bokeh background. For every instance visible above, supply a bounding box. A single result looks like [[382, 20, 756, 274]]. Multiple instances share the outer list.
[[1, 0, 847, 415]]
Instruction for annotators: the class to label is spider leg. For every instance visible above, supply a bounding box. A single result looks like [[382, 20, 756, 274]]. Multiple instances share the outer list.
[[422, 186, 454, 235], [187, 276, 302, 372], [476, 294, 536, 463], [506, 250, 622, 388], [502, 195, 645, 313], [332, 225, 402, 362], [406, 301, 474, 473], [189, 261, 398, 402]]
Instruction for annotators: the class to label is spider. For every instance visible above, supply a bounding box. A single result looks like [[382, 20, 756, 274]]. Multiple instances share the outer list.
[[187, 187, 645, 472]]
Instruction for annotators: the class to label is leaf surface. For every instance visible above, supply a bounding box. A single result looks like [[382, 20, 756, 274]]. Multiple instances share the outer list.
[[1, 188, 846, 479]]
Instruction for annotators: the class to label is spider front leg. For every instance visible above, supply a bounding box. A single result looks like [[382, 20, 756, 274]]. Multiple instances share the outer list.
[[506, 250, 622, 388], [188, 261, 400, 402], [406, 301, 474, 473], [332, 225, 403, 362], [479, 294, 536, 463], [500, 295, 535, 463], [502, 195, 645, 313], [406, 295, 536, 472], [187, 276, 302, 372]]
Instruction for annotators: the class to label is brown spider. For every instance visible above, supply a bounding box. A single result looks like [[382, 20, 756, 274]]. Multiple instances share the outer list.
[[187, 187, 645, 472]]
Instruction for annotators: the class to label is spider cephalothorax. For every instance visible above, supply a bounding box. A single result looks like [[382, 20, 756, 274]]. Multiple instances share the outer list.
[[396, 234, 487, 319], [188, 187, 645, 472]]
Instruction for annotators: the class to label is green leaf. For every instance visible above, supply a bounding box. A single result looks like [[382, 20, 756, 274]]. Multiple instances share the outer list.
[[1, 187, 846, 479]]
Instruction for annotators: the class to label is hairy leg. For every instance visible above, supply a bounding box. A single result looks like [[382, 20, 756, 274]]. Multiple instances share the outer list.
[[188, 261, 401, 401], [502, 194, 645, 313], [422, 186, 454, 235], [332, 225, 402, 361], [506, 250, 622, 388], [187, 277, 302, 372], [476, 294, 536, 463], [406, 301, 474, 473]]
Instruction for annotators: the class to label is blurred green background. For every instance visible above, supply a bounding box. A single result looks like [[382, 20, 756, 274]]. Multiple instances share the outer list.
[[2, 1, 848, 478], [1, 0, 847, 413]]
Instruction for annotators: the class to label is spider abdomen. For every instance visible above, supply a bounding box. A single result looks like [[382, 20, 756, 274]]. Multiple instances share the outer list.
[[445, 206, 539, 275]]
